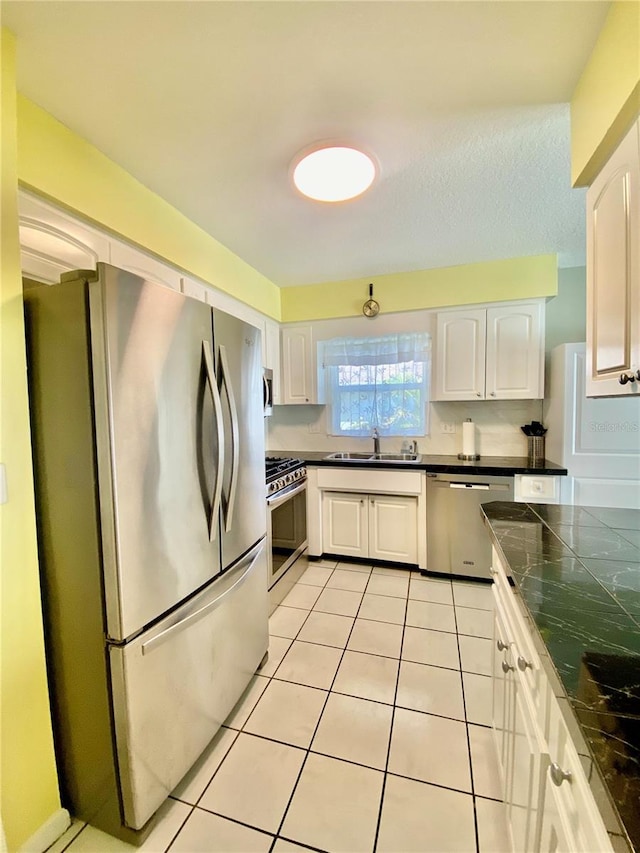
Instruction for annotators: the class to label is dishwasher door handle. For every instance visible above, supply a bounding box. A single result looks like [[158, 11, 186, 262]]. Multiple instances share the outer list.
[[449, 483, 490, 490]]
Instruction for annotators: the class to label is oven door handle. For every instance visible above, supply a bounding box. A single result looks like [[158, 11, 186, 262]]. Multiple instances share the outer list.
[[267, 480, 306, 509]]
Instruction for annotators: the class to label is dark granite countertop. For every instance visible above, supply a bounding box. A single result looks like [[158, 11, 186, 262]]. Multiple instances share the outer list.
[[267, 450, 568, 477], [482, 501, 640, 853]]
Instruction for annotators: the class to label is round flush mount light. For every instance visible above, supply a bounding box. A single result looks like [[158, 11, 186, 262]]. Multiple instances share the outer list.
[[292, 144, 377, 202]]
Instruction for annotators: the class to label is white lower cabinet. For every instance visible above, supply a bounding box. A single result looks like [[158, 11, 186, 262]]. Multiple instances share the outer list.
[[321, 491, 418, 563], [307, 467, 427, 568], [491, 549, 614, 853]]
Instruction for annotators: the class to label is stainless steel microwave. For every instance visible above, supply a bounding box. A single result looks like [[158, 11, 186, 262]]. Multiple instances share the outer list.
[[263, 367, 273, 417]]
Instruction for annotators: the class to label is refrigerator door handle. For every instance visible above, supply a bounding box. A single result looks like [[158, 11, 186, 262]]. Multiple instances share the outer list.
[[141, 541, 264, 656], [218, 344, 240, 533], [203, 339, 224, 541]]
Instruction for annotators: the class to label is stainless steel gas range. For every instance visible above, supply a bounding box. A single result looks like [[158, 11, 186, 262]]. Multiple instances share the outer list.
[[266, 457, 308, 595]]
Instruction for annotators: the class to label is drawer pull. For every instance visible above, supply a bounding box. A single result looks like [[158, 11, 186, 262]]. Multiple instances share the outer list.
[[501, 660, 515, 673], [550, 763, 572, 787], [497, 639, 508, 652], [517, 655, 532, 671]]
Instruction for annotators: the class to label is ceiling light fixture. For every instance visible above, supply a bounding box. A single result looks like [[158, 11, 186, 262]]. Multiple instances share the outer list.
[[292, 144, 377, 202]]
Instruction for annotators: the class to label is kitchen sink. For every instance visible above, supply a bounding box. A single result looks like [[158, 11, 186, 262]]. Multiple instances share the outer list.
[[325, 452, 374, 460], [324, 451, 421, 463]]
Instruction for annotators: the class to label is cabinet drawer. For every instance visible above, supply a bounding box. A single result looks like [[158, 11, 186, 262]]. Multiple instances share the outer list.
[[316, 467, 423, 494], [492, 567, 547, 729]]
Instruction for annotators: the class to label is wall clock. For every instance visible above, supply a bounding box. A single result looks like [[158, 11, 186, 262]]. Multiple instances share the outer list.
[[362, 283, 379, 317]]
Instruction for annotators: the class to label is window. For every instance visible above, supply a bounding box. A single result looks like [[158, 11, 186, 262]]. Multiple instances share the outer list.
[[321, 333, 431, 437]]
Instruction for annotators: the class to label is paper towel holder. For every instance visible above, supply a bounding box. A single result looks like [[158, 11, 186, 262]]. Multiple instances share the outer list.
[[458, 418, 480, 461]]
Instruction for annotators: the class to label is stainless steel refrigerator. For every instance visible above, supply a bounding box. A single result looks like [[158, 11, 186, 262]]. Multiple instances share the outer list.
[[25, 263, 268, 842]]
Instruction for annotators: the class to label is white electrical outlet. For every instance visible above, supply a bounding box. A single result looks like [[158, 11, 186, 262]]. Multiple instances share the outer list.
[[440, 422, 456, 434], [308, 421, 321, 434]]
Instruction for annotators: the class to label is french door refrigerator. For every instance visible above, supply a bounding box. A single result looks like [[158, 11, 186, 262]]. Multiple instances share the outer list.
[[25, 263, 268, 842]]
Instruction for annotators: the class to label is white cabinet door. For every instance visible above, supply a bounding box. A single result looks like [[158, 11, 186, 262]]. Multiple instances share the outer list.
[[433, 309, 486, 400], [368, 495, 418, 563], [281, 325, 315, 404], [486, 303, 544, 399], [586, 119, 640, 397], [264, 319, 282, 404], [510, 680, 546, 853], [110, 241, 181, 290], [538, 776, 577, 853], [322, 492, 368, 559], [19, 192, 110, 283]]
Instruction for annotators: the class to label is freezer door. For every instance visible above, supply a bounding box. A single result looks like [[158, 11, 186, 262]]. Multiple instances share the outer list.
[[213, 310, 267, 569], [109, 539, 268, 830], [90, 265, 223, 640]]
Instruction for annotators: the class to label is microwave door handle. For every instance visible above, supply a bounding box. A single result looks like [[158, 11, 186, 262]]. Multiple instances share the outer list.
[[203, 340, 224, 541], [218, 344, 239, 533]]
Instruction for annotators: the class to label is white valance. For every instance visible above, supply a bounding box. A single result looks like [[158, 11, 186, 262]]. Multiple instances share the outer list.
[[322, 332, 431, 367]]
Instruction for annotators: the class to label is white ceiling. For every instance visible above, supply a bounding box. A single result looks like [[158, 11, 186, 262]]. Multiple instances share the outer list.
[[2, 1, 610, 287]]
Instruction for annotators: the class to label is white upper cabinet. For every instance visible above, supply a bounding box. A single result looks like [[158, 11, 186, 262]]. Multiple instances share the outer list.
[[19, 192, 110, 283], [485, 304, 544, 399], [433, 303, 544, 401], [281, 325, 316, 404], [110, 240, 182, 291], [180, 276, 208, 303], [434, 309, 486, 400], [586, 118, 640, 397]]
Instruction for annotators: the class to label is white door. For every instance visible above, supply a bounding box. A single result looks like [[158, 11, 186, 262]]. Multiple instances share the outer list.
[[433, 309, 486, 400], [586, 119, 640, 397], [486, 304, 543, 399], [368, 495, 418, 563], [322, 491, 368, 558]]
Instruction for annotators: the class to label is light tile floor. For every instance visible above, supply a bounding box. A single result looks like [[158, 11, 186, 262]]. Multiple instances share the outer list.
[[50, 557, 513, 853]]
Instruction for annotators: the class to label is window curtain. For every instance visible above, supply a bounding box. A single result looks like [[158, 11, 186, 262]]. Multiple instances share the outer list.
[[322, 332, 431, 437], [322, 333, 431, 367]]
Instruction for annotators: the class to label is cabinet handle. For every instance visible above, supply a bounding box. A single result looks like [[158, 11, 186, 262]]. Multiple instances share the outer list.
[[501, 660, 515, 673], [550, 763, 572, 787], [489, 391, 496, 397], [476, 391, 482, 397], [517, 655, 532, 671], [497, 639, 508, 651], [619, 373, 636, 385]]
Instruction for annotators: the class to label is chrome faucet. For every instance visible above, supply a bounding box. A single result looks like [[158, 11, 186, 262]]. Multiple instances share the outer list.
[[372, 427, 381, 454]]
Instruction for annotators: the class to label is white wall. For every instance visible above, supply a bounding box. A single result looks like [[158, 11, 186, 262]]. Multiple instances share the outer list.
[[267, 307, 544, 457]]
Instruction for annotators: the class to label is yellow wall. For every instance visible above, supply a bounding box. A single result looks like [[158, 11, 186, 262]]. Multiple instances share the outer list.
[[281, 254, 558, 322], [0, 30, 61, 851], [17, 98, 281, 320], [571, 1, 640, 186]]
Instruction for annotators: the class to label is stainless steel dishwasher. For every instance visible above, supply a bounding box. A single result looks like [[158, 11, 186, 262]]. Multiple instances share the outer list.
[[426, 473, 514, 580]]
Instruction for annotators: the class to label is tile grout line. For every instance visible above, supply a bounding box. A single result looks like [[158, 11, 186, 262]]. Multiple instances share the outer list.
[[453, 585, 482, 853], [269, 561, 381, 851], [371, 571, 411, 853]]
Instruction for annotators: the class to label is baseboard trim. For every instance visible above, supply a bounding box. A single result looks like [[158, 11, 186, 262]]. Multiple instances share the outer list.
[[18, 809, 71, 853]]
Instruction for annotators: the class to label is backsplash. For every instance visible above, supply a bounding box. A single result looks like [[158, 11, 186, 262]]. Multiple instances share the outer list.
[[267, 399, 546, 458]]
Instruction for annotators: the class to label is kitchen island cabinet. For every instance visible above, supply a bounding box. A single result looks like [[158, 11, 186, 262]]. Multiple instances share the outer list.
[[483, 501, 640, 853]]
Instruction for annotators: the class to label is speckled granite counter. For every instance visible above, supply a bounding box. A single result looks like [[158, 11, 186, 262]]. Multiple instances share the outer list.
[[482, 501, 640, 852], [267, 450, 567, 476]]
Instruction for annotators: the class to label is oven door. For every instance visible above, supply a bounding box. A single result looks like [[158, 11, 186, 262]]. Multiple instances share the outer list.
[[267, 480, 307, 588]]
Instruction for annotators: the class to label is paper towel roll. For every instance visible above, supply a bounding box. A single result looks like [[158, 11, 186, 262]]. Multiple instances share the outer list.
[[462, 419, 476, 457]]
